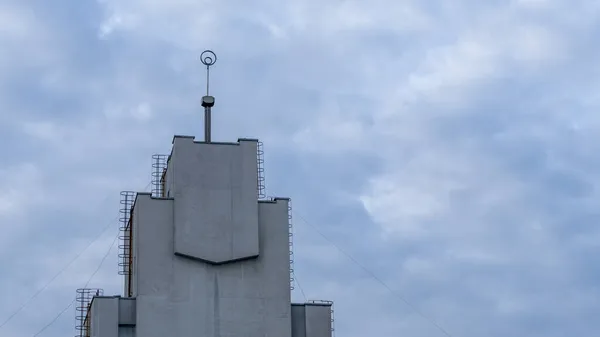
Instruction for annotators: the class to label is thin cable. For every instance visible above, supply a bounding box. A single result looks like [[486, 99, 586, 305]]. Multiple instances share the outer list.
[[32, 231, 120, 337], [31, 299, 75, 337], [30, 183, 150, 337], [294, 212, 455, 337], [0, 213, 118, 330], [293, 271, 308, 302], [84, 231, 119, 288]]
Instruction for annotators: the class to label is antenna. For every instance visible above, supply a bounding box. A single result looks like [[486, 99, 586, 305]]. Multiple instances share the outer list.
[[200, 50, 217, 142]]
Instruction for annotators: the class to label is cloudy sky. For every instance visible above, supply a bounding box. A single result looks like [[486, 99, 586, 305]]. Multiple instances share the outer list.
[[1, 0, 600, 336]]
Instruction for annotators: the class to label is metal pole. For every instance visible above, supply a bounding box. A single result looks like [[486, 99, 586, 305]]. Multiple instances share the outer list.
[[204, 106, 211, 142], [200, 50, 216, 143]]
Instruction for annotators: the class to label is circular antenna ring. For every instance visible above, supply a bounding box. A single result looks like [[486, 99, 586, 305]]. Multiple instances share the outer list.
[[201, 50, 217, 67]]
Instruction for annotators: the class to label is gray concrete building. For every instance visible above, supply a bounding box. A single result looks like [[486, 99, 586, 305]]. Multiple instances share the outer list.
[[77, 135, 334, 337]]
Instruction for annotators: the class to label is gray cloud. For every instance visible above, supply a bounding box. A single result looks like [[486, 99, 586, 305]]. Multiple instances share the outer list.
[[1, 0, 600, 336]]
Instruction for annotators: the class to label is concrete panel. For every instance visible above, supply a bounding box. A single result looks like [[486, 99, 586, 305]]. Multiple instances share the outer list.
[[118, 298, 136, 326], [291, 304, 307, 337], [169, 136, 260, 264], [132, 193, 292, 337], [290, 303, 333, 337], [305, 304, 333, 337], [90, 297, 119, 337], [118, 326, 135, 337], [132, 194, 174, 298]]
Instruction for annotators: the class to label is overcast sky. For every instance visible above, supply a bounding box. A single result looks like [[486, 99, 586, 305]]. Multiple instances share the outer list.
[[1, 0, 600, 336]]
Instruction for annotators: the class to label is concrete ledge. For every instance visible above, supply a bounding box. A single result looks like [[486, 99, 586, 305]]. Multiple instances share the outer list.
[[258, 197, 291, 204], [174, 251, 259, 265], [171, 135, 259, 145], [292, 302, 334, 307]]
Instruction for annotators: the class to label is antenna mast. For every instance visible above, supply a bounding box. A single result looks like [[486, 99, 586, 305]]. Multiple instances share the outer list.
[[200, 50, 217, 142]]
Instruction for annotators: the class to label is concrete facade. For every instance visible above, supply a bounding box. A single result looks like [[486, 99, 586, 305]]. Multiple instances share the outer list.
[[84, 136, 333, 337], [166, 137, 260, 264], [89, 296, 135, 337], [291, 303, 334, 337]]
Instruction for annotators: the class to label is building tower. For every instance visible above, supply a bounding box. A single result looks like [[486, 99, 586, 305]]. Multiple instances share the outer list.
[[75, 51, 335, 337]]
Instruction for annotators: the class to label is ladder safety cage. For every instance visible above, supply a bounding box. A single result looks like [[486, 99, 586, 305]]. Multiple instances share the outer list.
[[288, 199, 295, 291], [257, 141, 266, 199], [75, 288, 103, 337], [118, 191, 136, 277], [151, 154, 169, 198]]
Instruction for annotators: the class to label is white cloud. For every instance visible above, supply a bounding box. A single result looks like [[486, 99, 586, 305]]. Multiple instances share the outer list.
[[0, 4, 36, 39], [0, 2, 64, 74], [0, 163, 45, 218]]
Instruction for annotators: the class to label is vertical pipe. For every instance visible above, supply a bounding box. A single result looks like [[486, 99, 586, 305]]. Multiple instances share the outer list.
[[128, 214, 133, 297], [204, 106, 211, 142]]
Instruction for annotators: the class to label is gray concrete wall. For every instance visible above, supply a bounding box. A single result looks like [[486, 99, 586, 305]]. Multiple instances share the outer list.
[[118, 298, 136, 326], [167, 136, 260, 264], [291, 303, 333, 337], [90, 297, 119, 337], [87, 136, 338, 337], [118, 327, 135, 337], [88, 297, 336, 337], [132, 194, 292, 337], [291, 304, 307, 337], [89, 297, 138, 337], [305, 304, 333, 337]]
